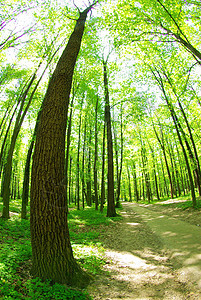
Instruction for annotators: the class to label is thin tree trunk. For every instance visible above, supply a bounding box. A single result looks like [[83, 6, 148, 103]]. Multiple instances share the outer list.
[[164, 70, 201, 196], [2, 54, 53, 219], [140, 138, 152, 203], [115, 105, 123, 208], [172, 112, 196, 206], [69, 156, 72, 205], [159, 152, 169, 197], [151, 67, 196, 206], [0, 92, 24, 177], [149, 145, 160, 201], [65, 96, 74, 204], [132, 160, 140, 202], [103, 60, 116, 217], [21, 139, 34, 219], [21, 110, 41, 219], [76, 103, 83, 211], [166, 139, 178, 197], [152, 122, 174, 198], [100, 121, 106, 213], [174, 137, 186, 195], [86, 127, 92, 207], [127, 165, 132, 202], [81, 120, 87, 209], [94, 96, 99, 210], [2, 72, 36, 219]]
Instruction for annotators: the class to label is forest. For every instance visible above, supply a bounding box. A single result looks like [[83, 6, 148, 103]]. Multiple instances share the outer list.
[[0, 0, 201, 299]]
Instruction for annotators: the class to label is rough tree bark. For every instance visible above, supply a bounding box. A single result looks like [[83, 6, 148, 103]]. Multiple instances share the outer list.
[[30, 4, 97, 285]]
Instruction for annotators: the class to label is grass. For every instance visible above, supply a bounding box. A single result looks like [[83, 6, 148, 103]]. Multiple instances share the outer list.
[[0, 199, 121, 299], [176, 199, 201, 210], [138, 192, 201, 210]]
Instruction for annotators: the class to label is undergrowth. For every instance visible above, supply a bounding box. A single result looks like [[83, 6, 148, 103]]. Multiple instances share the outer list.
[[0, 200, 121, 299], [177, 199, 201, 210], [138, 192, 201, 210]]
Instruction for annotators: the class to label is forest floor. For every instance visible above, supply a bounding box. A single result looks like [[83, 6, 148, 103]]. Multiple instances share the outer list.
[[87, 200, 201, 300]]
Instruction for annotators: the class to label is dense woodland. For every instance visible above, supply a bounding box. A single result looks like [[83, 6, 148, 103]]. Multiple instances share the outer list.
[[0, 0, 201, 296]]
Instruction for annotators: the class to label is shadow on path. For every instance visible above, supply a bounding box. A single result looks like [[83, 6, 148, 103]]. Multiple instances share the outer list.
[[88, 202, 201, 299], [128, 202, 201, 289]]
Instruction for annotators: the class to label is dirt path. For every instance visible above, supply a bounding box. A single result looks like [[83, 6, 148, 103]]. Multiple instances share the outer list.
[[87, 202, 201, 299]]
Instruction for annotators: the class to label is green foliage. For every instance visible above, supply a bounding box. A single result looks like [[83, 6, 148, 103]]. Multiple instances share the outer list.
[[176, 199, 201, 210], [0, 216, 32, 299], [26, 278, 91, 300], [68, 207, 122, 245], [73, 244, 106, 275], [68, 207, 112, 226], [0, 201, 122, 299], [68, 207, 116, 245], [150, 193, 201, 210]]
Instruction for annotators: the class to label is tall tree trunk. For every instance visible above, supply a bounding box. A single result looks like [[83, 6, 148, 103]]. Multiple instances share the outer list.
[[86, 127, 92, 207], [21, 139, 35, 219], [168, 139, 181, 196], [0, 103, 20, 170], [113, 124, 119, 196], [94, 96, 99, 210], [127, 165, 132, 202], [0, 106, 10, 136], [2, 72, 36, 219], [172, 112, 196, 206], [21, 110, 41, 219], [115, 106, 123, 208], [76, 102, 83, 211], [103, 60, 116, 217], [2, 54, 52, 219], [148, 143, 160, 201], [68, 156, 72, 205], [30, 5, 96, 285], [64, 95, 74, 204], [168, 76, 201, 196], [174, 137, 186, 195], [81, 120, 87, 209], [0, 88, 28, 178], [132, 160, 140, 202], [166, 139, 178, 197], [140, 139, 152, 203], [151, 67, 196, 206], [100, 121, 106, 213], [159, 152, 169, 197], [163, 68, 201, 196], [152, 122, 174, 198]]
